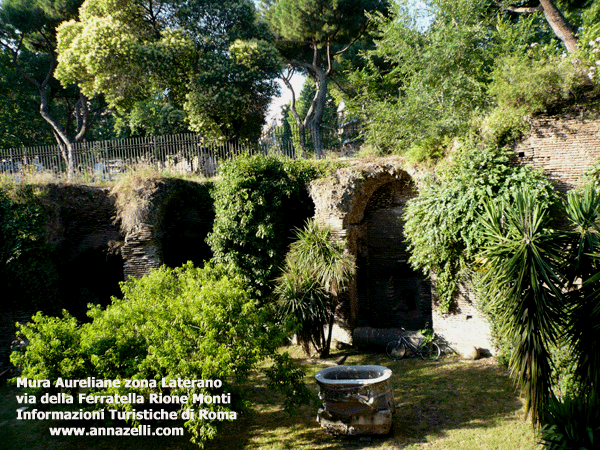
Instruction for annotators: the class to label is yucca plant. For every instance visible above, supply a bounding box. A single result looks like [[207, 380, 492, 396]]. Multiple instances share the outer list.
[[274, 266, 331, 355], [477, 189, 566, 425], [540, 394, 600, 450], [563, 184, 600, 395], [275, 220, 355, 357]]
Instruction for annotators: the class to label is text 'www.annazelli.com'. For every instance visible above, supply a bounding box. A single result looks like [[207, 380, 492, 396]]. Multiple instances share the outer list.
[[48, 425, 184, 437]]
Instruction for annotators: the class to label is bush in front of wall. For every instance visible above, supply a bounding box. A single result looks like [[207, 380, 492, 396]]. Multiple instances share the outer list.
[[207, 154, 345, 299]]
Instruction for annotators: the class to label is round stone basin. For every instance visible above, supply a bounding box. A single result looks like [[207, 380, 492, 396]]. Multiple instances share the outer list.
[[316, 365, 391, 384], [315, 365, 395, 435]]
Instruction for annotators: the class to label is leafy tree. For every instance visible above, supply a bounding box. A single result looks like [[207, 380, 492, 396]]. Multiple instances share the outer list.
[[262, 0, 390, 156], [0, 48, 55, 147], [496, 0, 581, 53], [0, 0, 106, 177], [275, 220, 355, 358], [56, 0, 281, 142], [348, 0, 496, 155], [11, 262, 311, 448], [113, 94, 188, 138], [287, 78, 340, 155]]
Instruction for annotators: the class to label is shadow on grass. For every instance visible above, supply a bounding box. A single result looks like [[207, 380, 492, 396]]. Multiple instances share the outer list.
[[207, 350, 526, 450], [0, 350, 526, 450]]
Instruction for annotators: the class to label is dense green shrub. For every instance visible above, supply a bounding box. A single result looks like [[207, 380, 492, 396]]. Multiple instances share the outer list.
[[10, 311, 86, 393], [489, 54, 578, 113], [483, 46, 597, 147], [207, 154, 345, 298], [403, 143, 557, 312], [11, 262, 309, 447]]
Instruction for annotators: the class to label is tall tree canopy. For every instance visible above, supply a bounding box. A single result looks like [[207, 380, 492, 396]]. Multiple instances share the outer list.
[[497, 0, 592, 53], [0, 0, 105, 175], [56, 0, 282, 142], [347, 0, 599, 157], [262, 0, 390, 156]]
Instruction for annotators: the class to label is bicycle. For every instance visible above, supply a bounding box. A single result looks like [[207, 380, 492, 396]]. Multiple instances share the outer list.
[[386, 328, 441, 361]]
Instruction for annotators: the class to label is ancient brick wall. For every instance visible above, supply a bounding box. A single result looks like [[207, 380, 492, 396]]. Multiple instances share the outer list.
[[309, 158, 431, 346], [118, 179, 214, 279], [516, 113, 600, 192], [2, 185, 124, 368], [430, 279, 493, 356], [432, 113, 600, 355]]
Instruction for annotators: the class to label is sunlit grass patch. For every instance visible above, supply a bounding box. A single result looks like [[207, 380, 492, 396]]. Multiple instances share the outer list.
[[1, 346, 539, 450]]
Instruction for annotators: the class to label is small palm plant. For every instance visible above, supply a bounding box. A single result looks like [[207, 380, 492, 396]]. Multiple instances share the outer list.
[[275, 220, 355, 358]]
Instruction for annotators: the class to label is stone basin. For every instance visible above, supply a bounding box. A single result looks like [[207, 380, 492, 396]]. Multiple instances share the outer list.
[[315, 365, 395, 435]]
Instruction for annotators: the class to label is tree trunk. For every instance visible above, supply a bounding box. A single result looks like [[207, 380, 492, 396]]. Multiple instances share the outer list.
[[6, 38, 92, 180], [281, 71, 308, 156], [310, 73, 328, 158], [539, 0, 578, 54], [321, 292, 338, 359], [321, 310, 335, 358]]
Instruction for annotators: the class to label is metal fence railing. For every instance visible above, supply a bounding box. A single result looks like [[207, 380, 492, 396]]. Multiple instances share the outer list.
[[0, 133, 301, 181]]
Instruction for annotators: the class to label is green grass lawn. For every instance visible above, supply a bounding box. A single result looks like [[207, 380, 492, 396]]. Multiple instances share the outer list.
[[0, 348, 540, 450]]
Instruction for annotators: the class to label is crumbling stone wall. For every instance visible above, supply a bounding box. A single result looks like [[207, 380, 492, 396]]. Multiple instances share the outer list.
[[309, 158, 431, 345], [433, 113, 600, 355], [2, 185, 124, 367], [431, 278, 493, 356], [117, 179, 214, 279], [41, 184, 124, 312]]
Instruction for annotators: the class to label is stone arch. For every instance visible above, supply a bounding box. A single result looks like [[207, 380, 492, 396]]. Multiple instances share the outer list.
[[117, 179, 215, 278], [309, 158, 431, 344]]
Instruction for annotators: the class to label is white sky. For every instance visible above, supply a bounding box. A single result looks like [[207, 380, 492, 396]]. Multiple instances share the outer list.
[[266, 72, 305, 124]]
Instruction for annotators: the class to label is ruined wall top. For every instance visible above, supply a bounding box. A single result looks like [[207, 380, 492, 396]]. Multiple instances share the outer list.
[[309, 157, 420, 236]]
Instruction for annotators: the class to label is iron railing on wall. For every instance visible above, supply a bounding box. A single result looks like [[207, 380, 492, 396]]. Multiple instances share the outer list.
[[0, 133, 301, 180]]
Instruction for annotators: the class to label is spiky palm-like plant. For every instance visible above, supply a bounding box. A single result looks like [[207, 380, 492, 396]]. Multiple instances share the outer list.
[[563, 184, 600, 396], [276, 220, 355, 358], [274, 266, 331, 355], [478, 190, 566, 425]]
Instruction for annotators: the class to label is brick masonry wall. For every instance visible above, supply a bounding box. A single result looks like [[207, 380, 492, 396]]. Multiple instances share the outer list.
[[433, 113, 600, 355], [310, 158, 431, 345], [516, 114, 600, 192], [431, 278, 493, 356]]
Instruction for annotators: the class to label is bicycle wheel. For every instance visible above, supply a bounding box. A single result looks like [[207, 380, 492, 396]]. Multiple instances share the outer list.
[[386, 339, 407, 360], [420, 342, 441, 361]]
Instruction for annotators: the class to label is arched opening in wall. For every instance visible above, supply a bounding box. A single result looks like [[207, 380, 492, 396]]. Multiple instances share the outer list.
[[355, 179, 432, 330]]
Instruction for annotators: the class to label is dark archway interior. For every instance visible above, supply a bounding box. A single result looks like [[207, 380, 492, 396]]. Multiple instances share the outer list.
[[162, 183, 215, 268], [356, 180, 431, 330], [61, 247, 125, 317]]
